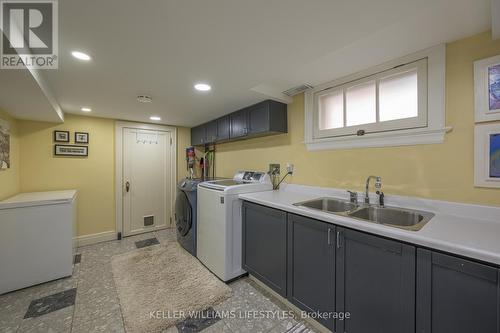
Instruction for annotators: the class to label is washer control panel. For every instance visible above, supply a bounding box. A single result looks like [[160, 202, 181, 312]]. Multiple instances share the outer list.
[[234, 171, 269, 183]]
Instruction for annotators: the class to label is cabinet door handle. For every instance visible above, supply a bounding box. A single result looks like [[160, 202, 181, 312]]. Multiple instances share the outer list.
[[327, 228, 332, 245], [336, 231, 343, 248]]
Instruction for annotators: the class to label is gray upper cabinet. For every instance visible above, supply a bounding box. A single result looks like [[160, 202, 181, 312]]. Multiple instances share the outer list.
[[191, 125, 206, 146], [287, 214, 336, 331], [336, 227, 415, 333], [248, 100, 287, 135], [242, 201, 287, 297], [416, 249, 500, 333], [216, 116, 230, 141], [247, 103, 266, 134], [191, 100, 287, 146], [229, 109, 248, 139], [205, 120, 218, 144], [191, 116, 230, 145]]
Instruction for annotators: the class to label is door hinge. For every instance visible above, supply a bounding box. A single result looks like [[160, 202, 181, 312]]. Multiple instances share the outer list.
[[336, 231, 343, 248], [170, 137, 173, 145]]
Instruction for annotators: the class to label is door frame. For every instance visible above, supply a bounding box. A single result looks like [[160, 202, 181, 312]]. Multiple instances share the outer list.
[[115, 121, 177, 237]]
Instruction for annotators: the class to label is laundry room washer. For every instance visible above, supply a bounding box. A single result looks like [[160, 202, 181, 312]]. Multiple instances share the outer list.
[[197, 171, 272, 281], [175, 178, 203, 256]]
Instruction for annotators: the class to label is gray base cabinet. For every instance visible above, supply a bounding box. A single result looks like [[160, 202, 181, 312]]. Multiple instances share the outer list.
[[416, 249, 500, 333], [242, 201, 287, 297], [336, 228, 416, 333], [287, 214, 336, 331], [241, 200, 500, 333]]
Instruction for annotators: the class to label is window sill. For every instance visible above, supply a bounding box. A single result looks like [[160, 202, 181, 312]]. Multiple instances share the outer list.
[[304, 127, 452, 151]]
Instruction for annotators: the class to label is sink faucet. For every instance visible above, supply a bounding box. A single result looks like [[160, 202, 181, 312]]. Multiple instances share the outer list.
[[365, 176, 382, 205], [347, 190, 358, 204]]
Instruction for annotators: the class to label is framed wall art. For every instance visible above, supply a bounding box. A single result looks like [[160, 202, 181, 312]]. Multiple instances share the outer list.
[[475, 123, 500, 188], [54, 130, 70, 142], [75, 132, 89, 144], [474, 55, 500, 122], [54, 145, 88, 157], [0, 118, 10, 170]]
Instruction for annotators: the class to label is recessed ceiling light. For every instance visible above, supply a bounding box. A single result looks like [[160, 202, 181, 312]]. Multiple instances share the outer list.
[[71, 51, 91, 61], [194, 83, 211, 92], [150, 116, 161, 121], [81, 107, 92, 112]]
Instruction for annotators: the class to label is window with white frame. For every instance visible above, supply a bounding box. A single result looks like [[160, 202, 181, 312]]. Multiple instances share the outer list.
[[305, 45, 447, 150]]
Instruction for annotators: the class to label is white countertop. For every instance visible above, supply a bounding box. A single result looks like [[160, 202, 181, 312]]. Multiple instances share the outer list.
[[239, 184, 500, 266], [0, 190, 77, 209]]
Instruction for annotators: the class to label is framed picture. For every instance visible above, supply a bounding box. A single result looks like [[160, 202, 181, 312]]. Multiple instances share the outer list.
[[475, 123, 500, 188], [474, 55, 500, 122], [75, 132, 89, 144], [54, 145, 88, 157], [0, 118, 10, 170], [54, 130, 70, 142]]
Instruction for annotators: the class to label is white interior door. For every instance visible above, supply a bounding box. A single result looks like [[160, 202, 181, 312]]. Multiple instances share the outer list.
[[123, 128, 172, 236]]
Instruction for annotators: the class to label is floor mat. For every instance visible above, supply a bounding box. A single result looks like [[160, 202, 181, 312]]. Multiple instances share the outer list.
[[111, 241, 232, 333]]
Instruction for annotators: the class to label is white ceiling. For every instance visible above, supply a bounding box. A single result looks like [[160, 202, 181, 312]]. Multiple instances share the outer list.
[[0, 67, 63, 123], [0, 0, 492, 126]]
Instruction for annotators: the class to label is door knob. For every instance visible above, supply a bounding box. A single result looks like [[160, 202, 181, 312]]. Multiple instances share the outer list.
[[125, 181, 130, 192]]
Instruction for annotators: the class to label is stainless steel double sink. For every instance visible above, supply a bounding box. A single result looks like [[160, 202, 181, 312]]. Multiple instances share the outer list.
[[294, 197, 434, 231]]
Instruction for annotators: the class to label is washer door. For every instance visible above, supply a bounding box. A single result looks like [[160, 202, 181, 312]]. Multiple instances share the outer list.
[[175, 191, 192, 237]]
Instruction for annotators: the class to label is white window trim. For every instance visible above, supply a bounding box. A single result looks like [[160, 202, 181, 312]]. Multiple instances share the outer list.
[[305, 44, 450, 151], [314, 59, 428, 138]]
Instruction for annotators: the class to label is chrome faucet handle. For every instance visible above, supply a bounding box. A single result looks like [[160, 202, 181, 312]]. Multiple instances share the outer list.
[[347, 190, 358, 204], [377, 191, 385, 207]]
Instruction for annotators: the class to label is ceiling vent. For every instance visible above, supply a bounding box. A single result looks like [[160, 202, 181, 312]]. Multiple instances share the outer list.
[[137, 95, 153, 103], [282, 84, 313, 96]]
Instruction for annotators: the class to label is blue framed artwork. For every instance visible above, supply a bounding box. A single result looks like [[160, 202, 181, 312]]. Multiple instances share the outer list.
[[474, 55, 500, 122], [475, 123, 500, 188], [490, 133, 500, 178], [488, 65, 500, 111]]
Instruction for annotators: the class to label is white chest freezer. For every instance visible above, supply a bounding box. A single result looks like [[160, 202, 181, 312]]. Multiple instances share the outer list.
[[0, 190, 77, 294]]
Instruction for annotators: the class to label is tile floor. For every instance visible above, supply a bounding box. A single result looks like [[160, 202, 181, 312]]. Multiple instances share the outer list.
[[0, 229, 319, 333]]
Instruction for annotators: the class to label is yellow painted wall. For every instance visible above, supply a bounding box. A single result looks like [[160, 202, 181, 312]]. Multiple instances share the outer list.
[[0, 109, 20, 200], [18, 115, 192, 237], [215, 31, 500, 206], [18, 115, 116, 236], [177, 126, 192, 180]]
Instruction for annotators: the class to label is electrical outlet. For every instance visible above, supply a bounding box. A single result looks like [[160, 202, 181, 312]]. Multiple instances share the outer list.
[[286, 163, 294, 175]]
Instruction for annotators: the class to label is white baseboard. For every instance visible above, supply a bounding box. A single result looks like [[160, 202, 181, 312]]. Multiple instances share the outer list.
[[74, 230, 117, 248]]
